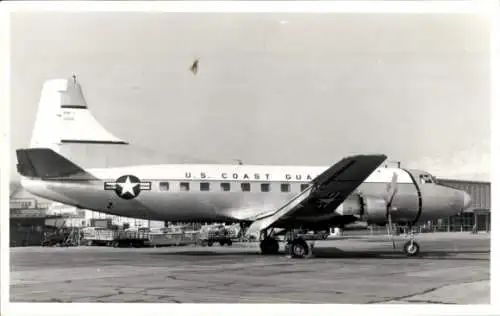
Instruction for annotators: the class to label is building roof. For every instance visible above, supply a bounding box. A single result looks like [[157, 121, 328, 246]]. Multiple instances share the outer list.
[[9, 182, 55, 205], [437, 178, 490, 185], [9, 182, 22, 199]]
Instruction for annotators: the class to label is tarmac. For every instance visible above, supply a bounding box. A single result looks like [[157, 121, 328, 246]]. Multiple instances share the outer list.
[[9, 232, 490, 304]]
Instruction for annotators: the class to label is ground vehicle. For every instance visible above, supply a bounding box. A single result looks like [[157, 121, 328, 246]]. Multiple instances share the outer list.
[[198, 224, 237, 246], [294, 230, 329, 240], [41, 232, 69, 247], [81, 227, 150, 247], [147, 225, 198, 247]]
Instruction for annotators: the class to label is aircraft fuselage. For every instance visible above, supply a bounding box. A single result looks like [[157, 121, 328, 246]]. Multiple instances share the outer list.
[[21, 163, 469, 228]]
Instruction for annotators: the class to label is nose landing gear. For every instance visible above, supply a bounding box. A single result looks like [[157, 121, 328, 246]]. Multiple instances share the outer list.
[[402, 230, 420, 257]]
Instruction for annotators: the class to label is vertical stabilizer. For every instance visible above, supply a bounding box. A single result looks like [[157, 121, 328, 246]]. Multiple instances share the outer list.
[[30, 75, 128, 152]]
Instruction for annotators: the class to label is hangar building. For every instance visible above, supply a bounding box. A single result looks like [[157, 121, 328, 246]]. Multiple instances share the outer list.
[[435, 178, 490, 232]]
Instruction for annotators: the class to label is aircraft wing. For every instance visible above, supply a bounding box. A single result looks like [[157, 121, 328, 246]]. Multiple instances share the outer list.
[[245, 154, 387, 237]]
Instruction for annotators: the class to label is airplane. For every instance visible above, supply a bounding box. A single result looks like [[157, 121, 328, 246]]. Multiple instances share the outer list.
[[15, 75, 473, 259]]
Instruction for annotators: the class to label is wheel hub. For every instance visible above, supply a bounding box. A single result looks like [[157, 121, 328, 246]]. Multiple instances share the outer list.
[[407, 244, 416, 254]]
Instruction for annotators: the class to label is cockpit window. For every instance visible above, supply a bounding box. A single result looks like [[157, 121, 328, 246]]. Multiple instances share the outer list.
[[420, 174, 434, 184]]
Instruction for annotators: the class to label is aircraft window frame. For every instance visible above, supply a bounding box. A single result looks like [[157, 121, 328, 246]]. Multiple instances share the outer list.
[[281, 183, 290, 192], [261, 183, 270, 192], [159, 182, 170, 191], [221, 182, 231, 192], [420, 173, 436, 184], [200, 182, 210, 191], [420, 174, 434, 184], [180, 182, 190, 192], [241, 183, 251, 192]]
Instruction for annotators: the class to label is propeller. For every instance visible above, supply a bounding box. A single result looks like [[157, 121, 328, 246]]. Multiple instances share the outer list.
[[384, 172, 398, 250], [384, 172, 399, 207]]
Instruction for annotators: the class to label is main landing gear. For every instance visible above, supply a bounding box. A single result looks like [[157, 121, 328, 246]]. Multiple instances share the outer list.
[[260, 237, 279, 255], [259, 229, 280, 255], [259, 229, 314, 259], [285, 237, 312, 259]]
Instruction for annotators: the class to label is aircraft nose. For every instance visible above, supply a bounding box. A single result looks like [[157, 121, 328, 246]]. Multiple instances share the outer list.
[[462, 191, 472, 212]]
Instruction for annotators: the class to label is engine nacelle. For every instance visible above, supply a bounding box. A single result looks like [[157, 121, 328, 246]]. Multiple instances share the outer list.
[[361, 196, 388, 226], [335, 195, 388, 226]]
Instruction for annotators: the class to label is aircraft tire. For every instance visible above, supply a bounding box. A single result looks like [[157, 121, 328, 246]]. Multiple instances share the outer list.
[[403, 240, 420, 257], [219, 240, 226, 246], [289, 238, 309, 259], [260, 238, 279, 255], [207, 241, 213, 247], [226, 239, 232, 246]]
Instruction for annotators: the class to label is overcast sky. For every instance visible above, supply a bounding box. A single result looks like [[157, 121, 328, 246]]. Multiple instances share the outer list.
[[9, 12, 491, 181]]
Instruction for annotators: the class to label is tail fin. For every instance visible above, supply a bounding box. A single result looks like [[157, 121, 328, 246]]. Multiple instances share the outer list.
[[16, 148, 97, 180], [30, 75, 128, 151]]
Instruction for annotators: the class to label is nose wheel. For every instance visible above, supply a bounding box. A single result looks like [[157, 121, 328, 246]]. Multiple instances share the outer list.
[[403, 240, 420, 256], [402, 230, 420, 257]]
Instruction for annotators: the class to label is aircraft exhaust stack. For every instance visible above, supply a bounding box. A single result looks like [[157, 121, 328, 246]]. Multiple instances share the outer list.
[[30, 74, 129, 152]]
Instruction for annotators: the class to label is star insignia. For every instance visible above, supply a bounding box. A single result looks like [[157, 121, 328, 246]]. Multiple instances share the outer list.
[[104, 175, 151, 200]]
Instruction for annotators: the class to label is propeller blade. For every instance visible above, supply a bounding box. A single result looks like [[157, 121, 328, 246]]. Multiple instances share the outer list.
[[385, 172, 399, 206], [387, 213, 396, 250], [385, 172, 398, 251]]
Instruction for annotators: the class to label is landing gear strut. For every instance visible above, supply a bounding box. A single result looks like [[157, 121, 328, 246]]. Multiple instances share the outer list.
[[258, 228, 314, 259], [260, 237, 279, 255], [259, 229, 279, 255]]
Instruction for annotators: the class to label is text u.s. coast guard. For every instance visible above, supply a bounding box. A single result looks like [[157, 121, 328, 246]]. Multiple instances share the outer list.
[[184, 172, 313, 181]]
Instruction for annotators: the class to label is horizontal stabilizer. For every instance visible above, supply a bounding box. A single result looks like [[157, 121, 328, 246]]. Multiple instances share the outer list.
[[16, 148, 97, 180]]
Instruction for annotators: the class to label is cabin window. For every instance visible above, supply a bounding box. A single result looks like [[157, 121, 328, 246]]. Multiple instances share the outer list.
[[281, 183, 290, 192], [241, 183, 251, 192], [261, 183, 270, 192], [159, 182, 170, 191], [180, 182, 190, 191], [221, 183, 231, 192], [200, 182, 210, 191], [300, 183, 309, 191]]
